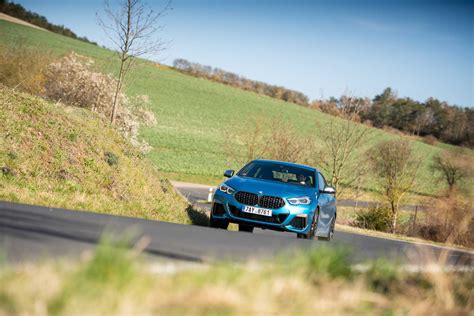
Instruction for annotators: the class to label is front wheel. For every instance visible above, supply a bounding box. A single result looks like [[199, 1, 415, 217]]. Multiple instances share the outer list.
[[238, 224, 254, 233], [318, 217, 335, 241]]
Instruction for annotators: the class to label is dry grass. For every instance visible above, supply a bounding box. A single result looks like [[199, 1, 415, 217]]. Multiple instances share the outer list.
[[0, 242, 472, 315], [408, 196, 474, 248]]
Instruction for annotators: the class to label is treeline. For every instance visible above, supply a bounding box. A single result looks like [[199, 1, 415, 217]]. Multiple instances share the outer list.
[[0, 0, 97, 46], [173, 58, 472, 147], [173, 58, 309, 106], [312, 88, 473, 147]]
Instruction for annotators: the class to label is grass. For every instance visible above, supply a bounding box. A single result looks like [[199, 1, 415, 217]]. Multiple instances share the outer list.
[[0, 86, 207, 225], [0, 240, 472, 315], [1, 19, 471, 201]]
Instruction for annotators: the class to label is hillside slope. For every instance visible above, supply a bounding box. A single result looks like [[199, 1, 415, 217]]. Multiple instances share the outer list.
[[0, 86, 203, 224], [0, 19, 466, 197]]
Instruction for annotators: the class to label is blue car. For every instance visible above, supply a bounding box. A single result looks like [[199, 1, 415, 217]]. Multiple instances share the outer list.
[[210, 159, 337, 240]]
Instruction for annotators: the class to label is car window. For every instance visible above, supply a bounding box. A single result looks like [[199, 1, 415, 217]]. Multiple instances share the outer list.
[[238, 161, 315, 187], [317, 173, 326, 190]]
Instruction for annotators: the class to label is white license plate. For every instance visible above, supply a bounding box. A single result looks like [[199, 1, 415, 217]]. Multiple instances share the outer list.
[[242, 205, 272, 217]]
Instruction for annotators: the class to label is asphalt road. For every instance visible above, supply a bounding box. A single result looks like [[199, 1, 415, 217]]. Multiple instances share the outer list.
[[1, 199, 472, 267]]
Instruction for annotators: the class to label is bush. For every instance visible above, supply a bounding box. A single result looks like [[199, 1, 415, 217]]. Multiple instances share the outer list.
[[423, 135, 438, 146], [104, 151, 119, 166], [353, 205, 393, 232], [44, 52, 156, 153]]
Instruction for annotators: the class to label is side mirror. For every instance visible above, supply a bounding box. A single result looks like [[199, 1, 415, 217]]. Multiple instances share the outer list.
[[321, 186, 336, 194], [223, 169, 235, 178]]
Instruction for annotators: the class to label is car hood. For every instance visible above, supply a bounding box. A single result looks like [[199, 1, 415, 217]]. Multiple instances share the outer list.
[[225, 176, 315, 198]]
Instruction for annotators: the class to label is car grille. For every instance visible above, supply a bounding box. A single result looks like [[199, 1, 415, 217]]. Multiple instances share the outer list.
[[229, 204, 288, 224], [234, 191, 258, 206], [234, 191, 285, 209], [259, 195, 285, 209]]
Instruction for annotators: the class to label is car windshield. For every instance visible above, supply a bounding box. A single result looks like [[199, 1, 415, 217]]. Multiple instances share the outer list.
[[237, 161, 315, 187]]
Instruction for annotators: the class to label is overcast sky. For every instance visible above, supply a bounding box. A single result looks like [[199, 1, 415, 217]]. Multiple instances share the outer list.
[[14, 0, 474, 107]]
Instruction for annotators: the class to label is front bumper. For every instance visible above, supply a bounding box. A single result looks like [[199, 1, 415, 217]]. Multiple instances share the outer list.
[[212, 190, 315, 234]]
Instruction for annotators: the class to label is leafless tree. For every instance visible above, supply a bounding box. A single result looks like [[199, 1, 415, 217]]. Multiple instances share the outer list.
[[98, 0, 171, 123], [317, 95, 371, 197], [431, 151, 471, 196], [368, 139, 420, 232]]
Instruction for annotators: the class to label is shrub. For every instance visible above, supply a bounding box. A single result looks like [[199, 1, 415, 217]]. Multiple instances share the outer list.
[[423, 135, 438, 146], [353, 205, 393, 232], [104, 151, 119, 166], [44, 52, 124, 114], [44, 52, 156, 153]]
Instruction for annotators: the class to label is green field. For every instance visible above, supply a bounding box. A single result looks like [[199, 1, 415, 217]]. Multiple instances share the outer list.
[[0, 19, 464, 198]]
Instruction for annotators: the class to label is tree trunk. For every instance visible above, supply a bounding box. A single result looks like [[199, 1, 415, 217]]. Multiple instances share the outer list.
[[110, 57, 125, 124], [390, 200, 397, 233]]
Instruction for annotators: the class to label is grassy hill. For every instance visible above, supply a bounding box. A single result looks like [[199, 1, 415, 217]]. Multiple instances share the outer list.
[[0, 19, 466, 198], [0, 85, 206, 224]]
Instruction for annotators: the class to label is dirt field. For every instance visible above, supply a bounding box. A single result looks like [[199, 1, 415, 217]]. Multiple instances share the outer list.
[[0, 13, 48, 32]]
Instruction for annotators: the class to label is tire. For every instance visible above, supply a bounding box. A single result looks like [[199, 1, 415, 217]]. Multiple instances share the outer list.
[[297, 208, 319, 239], [209, 216, 229, 230], [318, 217, 335, 241], [238, 224, 254, 233]]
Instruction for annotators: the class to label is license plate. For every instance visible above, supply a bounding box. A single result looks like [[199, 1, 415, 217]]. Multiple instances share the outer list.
[[242, 205, 272, 217]]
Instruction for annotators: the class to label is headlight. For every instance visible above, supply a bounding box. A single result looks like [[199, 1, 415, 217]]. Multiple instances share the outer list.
[[287, 196, 312, 205], [219, 184, 235, 195]]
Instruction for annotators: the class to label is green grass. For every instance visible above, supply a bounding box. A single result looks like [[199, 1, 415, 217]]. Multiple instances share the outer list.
[[0, 86, 207, 225], [0, 241, 472, 315], [1, 19, 471, 198]]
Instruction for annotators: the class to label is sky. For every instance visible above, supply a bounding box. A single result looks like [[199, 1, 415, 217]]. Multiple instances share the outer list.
[[13, 0, 474, 107]]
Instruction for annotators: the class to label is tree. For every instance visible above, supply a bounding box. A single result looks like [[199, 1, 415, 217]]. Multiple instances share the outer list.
[[98, 0, 170, 123], [368, 139, 420, 232], [318, 95, 371, 198], [431, 151, 470, 195]]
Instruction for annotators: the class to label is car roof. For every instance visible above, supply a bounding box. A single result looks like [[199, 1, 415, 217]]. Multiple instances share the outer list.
[[251, 159, 319, 173]]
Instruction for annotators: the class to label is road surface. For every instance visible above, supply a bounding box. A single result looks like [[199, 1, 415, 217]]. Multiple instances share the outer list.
[[0, 200, 472, 267]]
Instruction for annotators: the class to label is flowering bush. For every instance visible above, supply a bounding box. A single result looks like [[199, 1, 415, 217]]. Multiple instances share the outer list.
[[44, 52, 156, 153]]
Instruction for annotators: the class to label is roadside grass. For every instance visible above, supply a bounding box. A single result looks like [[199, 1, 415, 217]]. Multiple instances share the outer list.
[[0, 241, 472, 315], [335, 223, 474, 251], [0, 86, 206, 225], [1, 19, 472, 200]]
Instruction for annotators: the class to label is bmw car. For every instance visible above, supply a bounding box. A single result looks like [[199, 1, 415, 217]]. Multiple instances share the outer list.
[[210, 159, 337, 240]]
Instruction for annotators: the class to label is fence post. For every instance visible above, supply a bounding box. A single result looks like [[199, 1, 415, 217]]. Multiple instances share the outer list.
[[412, 205, 418, 233], [207, 188, 213, 203]]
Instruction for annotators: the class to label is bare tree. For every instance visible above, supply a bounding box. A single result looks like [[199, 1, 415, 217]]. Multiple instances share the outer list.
[[98, 0, 171, 123], [368, 139, 420, 232], [431, 151, 471, 196], [317, 95, 371, 197]]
